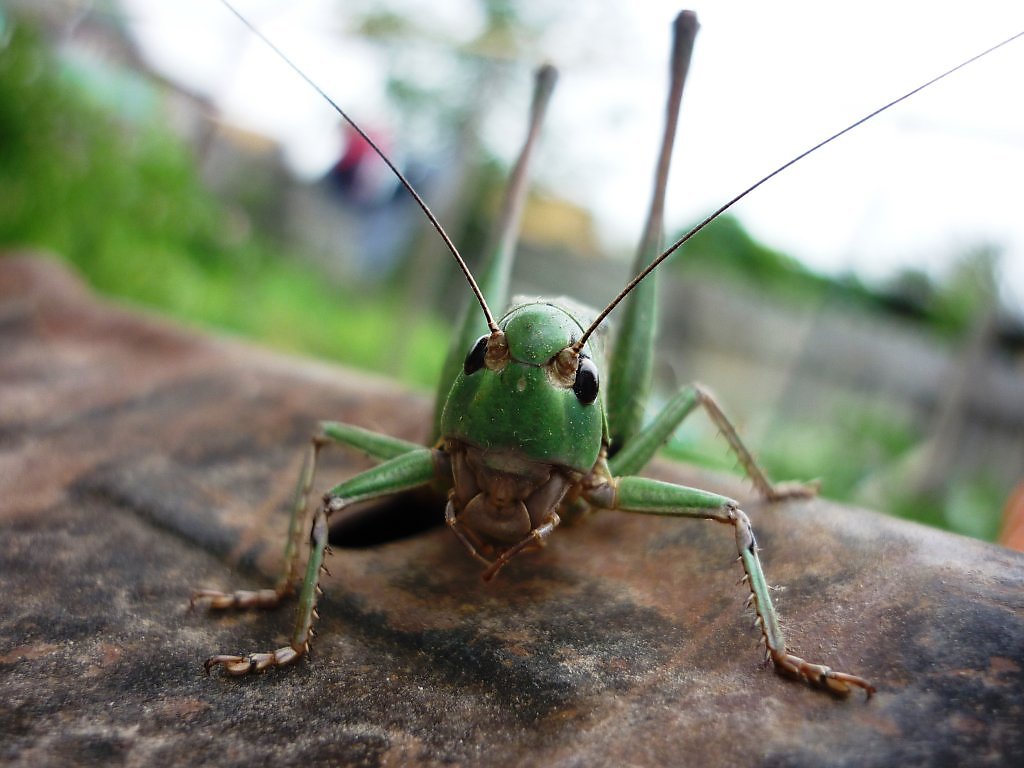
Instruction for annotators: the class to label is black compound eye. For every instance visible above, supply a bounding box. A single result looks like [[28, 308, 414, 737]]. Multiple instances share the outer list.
[[572, 356, 599, 405], [464, 335, 489, 375]]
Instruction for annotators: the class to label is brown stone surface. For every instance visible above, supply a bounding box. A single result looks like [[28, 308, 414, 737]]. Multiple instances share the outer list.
[[1, 253, 1022, 766]]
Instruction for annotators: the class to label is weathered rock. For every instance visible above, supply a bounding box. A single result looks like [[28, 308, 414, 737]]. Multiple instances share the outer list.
[[1, 254, 1022, 767]]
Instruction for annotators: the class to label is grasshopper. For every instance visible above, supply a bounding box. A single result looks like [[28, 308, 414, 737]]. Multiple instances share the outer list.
[[192, 2, 1020, 696]]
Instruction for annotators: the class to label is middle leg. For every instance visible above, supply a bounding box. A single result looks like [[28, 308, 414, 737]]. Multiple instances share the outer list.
[[609, 383, 814, 501]]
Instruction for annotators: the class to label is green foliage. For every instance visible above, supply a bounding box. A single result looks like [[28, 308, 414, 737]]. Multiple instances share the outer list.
[[762, 401, 919, 499], [878, 246, 1000, 337], [672, 215, 851, 307], [0, 23, 219, 287], [0, 19, 447, 391]]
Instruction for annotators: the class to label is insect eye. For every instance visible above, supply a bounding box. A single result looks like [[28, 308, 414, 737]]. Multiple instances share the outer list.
[[573, 356, 599, 405], [464, 335, 489, 375]]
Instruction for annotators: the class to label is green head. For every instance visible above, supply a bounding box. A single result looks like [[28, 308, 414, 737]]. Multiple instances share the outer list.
[[439, 300, 608, 474]]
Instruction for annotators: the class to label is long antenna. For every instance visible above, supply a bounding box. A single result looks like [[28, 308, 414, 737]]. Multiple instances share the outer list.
[[574, 27, 1024, 350], [217, 0, 499, 332]]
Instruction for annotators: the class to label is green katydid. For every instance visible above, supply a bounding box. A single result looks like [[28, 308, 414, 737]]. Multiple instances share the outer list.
[[193, 2, 1021, 696]]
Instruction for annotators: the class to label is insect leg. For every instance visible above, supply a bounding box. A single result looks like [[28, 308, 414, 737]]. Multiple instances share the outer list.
[[318, 420, 424, 461], [585, 475, 874, 697], [606, 12, 697, 451], [609, 383, 813, 501], [191, 422, 426, 611], [431, 66, 558, 440], [204, 447, 446, 676]]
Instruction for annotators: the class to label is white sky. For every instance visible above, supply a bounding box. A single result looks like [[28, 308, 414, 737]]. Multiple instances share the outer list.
[[121, 0, 1024, 308]]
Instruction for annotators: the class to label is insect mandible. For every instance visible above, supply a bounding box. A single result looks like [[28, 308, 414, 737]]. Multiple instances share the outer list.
[[192, 0, 1022, 696]]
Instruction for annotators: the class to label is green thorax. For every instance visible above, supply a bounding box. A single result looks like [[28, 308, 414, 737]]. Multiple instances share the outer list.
[[439, 299, 608, 474]]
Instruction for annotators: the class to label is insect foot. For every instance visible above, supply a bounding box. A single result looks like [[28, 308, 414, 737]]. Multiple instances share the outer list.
[[204, 647, 302, 676], [727, 507, 875, 697], [190, 588, 285, 611], [764, 479, 820, 503], [771, 651, 876, 697], [200, 497, 337, 676]]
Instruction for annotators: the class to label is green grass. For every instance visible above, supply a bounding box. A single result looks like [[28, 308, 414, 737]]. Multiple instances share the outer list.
[[0, 18, 448, 391]]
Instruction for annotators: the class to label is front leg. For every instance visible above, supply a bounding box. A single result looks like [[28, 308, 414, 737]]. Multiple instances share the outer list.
[[203, 447, 447, 676], [585, 474, 874, 697], [192, 421, 428, 611]]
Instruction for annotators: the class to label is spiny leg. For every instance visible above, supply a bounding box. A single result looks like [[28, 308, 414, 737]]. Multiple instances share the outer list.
[[204, 504, 329, 675], [606, 13, 698, 450], [191, 436, 323, 610], [609, 383, 814, 502], [585, 474, 874, 697], [431, 66, 558, 441], [694, 386, 814, 501], [204, 447, 445, 676], [191, 421, 425, 611]]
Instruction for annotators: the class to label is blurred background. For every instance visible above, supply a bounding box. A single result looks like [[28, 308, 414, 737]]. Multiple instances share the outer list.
[[2, 0, 1023, 543]]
